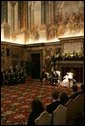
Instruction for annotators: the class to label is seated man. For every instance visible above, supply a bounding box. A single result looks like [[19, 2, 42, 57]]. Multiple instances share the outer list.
[[69, 85, 79, 99], [46, 90, 61, 114], [78, 84, 84, 95], [56, 71, 61, 83], [50, 71, 58, 85], [40, 69, 47, 82]]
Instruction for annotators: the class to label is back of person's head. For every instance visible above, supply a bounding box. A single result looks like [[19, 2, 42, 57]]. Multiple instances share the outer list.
[[72, 85, 78, 92], [73, 80, 76, 85], [51, 90, 59, 100], [81, 84, 84, 91], [31, 99, 44, 112], [60, 92, 68, 105]]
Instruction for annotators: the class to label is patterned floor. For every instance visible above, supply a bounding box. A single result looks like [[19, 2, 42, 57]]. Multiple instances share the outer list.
[[1, 80, 81, 125]]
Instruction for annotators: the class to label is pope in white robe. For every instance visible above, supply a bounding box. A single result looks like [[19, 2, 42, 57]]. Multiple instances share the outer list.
[[62, 72, 74, 87]]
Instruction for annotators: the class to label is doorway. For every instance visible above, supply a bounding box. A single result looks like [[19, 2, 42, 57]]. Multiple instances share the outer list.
[[31, 53, 40, 79]]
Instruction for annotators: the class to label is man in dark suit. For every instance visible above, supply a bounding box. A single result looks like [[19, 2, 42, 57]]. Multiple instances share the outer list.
[[78, 84, 84, 95], [46, 90, 61, 114], [69, 85, 79, 99]]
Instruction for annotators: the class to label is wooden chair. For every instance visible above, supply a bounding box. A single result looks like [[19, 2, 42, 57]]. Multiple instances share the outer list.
[[65, 99, 77, 125], [35, 111, 52, 125], [74, 94, 84, 119], [53, 104, 67, 125]]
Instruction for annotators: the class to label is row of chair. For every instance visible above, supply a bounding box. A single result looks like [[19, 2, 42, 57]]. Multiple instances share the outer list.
[[65, 94, 84, 125], [35, 94, 84, 125]]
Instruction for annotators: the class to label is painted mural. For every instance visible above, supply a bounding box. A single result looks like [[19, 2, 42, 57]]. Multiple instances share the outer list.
[[27, 1, 84, 41], [54, 1, 84, 37], [1, 1, 84, 43], [43, 47, 62, 72]]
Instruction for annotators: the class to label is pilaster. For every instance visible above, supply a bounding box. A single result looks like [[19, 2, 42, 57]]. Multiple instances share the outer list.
[[1, 20, 10, 40]]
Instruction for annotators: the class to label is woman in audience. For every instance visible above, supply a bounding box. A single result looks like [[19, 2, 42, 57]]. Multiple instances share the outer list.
[[27, 99, 44, 125], [46, 90, 61, 114], [60, 92, 69, 105]]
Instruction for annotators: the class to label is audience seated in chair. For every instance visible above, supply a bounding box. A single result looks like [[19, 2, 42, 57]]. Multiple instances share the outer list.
[[60, 92, 69, 106], [40, 68, 49, 83], [69, 94, 84, 125], [78, 84, 84, 95], [69, 85, 78, 99], [46, 90, 61, 114], [65, 99, 77, 125], [53, 104, 67, 125], [27, 99, 44, 125], [3, 70, 8, 84], [2, 67, 25, 85], [50, 71, 58, 85]]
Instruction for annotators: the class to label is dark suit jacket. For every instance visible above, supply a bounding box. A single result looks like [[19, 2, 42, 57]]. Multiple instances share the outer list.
[[77, 90, 84, 95], [69, 92, 79, 99], [46, 100, 61, 114]]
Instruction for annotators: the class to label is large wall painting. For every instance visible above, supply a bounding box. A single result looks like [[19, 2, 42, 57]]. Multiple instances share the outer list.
[[54, 1, 84, 37]]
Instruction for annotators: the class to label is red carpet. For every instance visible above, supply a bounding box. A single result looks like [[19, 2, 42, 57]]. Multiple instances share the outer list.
[[1, 80, 81, 125]]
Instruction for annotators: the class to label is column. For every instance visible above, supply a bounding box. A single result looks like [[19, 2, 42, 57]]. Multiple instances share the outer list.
[[14, 2, 18, 32], [21, 2, 23, 28], [1, 20, 10, 40], [9, 1, 16, 32], [53, 1, 56, 23], [41, 1, 45, 24], [8, 2, 11, 26], [50, 1, 54, 24], [22, 1, 27, 29], [31, 1, 34, 26], [44, 1, 47, 24], [27, 2, 32, 30], [34, 1, 41, 26], [1, 1, 8, 23], [25, 2, 28, 29], [18, 1, 23, 30], [45, 1, 49, 25], [48, 1, 51, 24], [18, 1, 20, 29], [1, 1, 4, 23]]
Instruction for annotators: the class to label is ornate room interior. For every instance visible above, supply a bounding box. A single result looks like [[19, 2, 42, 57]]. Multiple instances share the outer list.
[[1, 1, 84, 82], [1, 1, 84, 125]]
